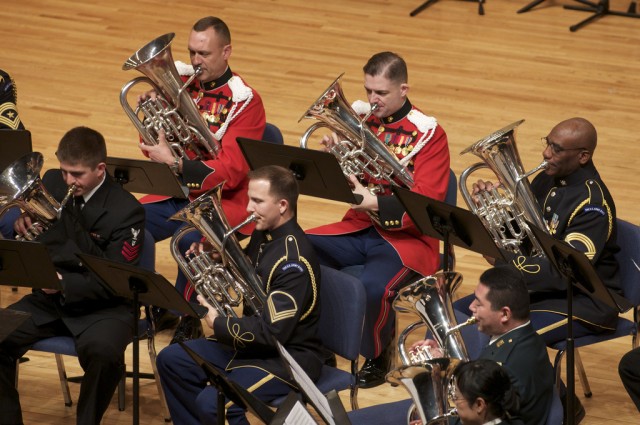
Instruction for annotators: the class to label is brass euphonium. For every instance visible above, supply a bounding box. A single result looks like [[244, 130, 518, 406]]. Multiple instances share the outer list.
[[299, 74, 414, 223], [120, 33, 220, 165], [459, 120, 549, 257], [388, 271, 476, 425], [0, 152, 76, 241], [169, 182, 266, 317]]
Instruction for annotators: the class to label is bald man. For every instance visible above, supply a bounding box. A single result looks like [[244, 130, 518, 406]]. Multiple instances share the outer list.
[[458, 117, 621, 346]]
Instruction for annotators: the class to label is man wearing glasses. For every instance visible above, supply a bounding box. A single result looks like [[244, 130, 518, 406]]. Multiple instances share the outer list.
[[470, 117, 621, 346]]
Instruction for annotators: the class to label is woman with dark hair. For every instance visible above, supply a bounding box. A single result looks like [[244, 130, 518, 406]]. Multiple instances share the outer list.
[[451, 359, 524, 425]]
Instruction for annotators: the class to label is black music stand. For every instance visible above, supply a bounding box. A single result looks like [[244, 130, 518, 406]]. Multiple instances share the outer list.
[[526, 222, 625, 425], [106, 156, 188, 199], [236, 138, 362, 205], [0, 308, 31, 343], [178, 342, 291, 425], [392, 187, 505, 271], [563, 0, 640, 32], [76, 253, 206, 425], [0, 239, 62, 290], [410, 0, 485, 17], [0, 129, 32, 172]]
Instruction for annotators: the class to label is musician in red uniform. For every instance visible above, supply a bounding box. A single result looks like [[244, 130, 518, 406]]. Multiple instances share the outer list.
[[136, 16, 266, 342], [306, 51, 451, 388]]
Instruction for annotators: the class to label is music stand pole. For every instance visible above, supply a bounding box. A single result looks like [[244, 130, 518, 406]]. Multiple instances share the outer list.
[[76, 253, 207, 425], [564, 0, 640, 32], [526, 222, 629, 425]]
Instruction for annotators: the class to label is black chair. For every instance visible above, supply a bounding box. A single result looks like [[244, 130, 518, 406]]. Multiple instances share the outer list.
[[270, 265, 366, 410], [262, 122, 284, 145], [548, 218, 640, 397], [16, 229, 169, 417]]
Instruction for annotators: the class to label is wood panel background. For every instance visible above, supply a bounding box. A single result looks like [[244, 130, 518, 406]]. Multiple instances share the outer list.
[[1, 0, 639, 423]]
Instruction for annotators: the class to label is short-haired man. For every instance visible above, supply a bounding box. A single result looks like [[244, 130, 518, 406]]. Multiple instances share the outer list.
[[348, 266, 555, 425], [0, 126, 145, 424], [157, 165, 322, 425], [307, 51, 451, 388], [469, 118, 621, 345], [136, 16, 267, 342]]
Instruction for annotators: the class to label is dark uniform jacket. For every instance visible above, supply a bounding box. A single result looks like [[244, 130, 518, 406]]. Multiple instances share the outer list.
[[11, 169, 145, 335], [479, 323, 554, 425], [501, 161, 621, 331], [213, 219, 323, 382], [0, 69, 24, 130]]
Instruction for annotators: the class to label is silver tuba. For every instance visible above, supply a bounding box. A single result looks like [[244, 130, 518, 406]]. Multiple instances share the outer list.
[[386, 358, 459, 425], [388, 271, 476, 425], [0, 152, 76, 241], [393, 271, 472, 365], [299, 74, 414, 222], [169, 182, 266, 317], [459, 120, 549, 257], [120, 33, 220, 164]]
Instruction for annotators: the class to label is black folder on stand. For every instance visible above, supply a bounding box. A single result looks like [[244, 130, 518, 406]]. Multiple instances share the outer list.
[[236, 137, 361, 205]]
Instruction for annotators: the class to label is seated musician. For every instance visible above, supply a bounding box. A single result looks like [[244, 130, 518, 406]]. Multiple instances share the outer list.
[[131, 16, 266, 343], [450, 359, 524, 425], [306, 51, 451, 388], [0, 127, 145, 425], [156, 165, 322, 425], [348, 266, 555, 425], [0, 68, 26, 239]]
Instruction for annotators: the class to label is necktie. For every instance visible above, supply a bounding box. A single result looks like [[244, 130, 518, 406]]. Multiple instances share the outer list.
[[73, 196, 84, 214]]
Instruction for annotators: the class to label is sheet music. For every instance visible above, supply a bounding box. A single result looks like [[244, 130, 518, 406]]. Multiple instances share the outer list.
[[281, 400, 318, 425], [276, 341, 336, 425]]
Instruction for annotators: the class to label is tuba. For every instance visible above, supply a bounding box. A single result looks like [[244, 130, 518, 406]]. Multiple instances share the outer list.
[[388, 271, 476, 425], [169, 182, 266, 317], [386, 358, 458, 425], [299, 74, 414, 222], [0, 152, 76, 241], [120, 33, 220, 165], [459, 120, 549, 257]]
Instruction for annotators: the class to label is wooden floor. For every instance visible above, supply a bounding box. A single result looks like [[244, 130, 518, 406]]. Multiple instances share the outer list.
[[1, 0, 639, 423]]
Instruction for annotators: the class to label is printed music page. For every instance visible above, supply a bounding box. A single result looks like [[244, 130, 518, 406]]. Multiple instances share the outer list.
[[276, 341, 336, 425]]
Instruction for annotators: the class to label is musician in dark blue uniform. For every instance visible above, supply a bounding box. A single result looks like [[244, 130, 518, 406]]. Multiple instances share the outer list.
[[466, 117, 621, 345], [157, 165, 322, 425]]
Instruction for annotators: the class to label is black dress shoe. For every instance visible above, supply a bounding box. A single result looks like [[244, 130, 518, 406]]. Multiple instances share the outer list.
[[152, 307, 180, 332], [170, 316, 204, 345], [357, 341, 393, 389]]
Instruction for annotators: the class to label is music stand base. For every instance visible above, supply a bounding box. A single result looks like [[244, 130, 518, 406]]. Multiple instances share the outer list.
[[410, 0, 485, 16], [517, 0, 548, 13], [564, 0, 640, 32]]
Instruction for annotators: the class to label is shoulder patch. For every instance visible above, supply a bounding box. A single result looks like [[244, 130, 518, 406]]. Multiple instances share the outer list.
[[281, 262, 305, 273], [583, 205, 605, 216]]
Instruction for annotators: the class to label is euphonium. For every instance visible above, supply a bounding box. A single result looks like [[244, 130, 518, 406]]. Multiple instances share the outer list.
[[169, 182, 266, 317], [388, 271, 476, 425], [459, 120, 549, 257], [386, 358, 458, 425], [392, 271, 472, 365], [120, 33, 220, 165], [0, 152, 76, 241], [299, 74, 414, 223]]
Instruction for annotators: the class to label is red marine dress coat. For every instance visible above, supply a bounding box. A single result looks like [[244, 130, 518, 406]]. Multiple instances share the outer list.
[[141, 65, 266, 229], [307, 99, 450, 277]]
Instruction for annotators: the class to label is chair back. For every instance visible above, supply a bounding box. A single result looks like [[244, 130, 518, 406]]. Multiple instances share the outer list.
[[545, 386, 564, 425], [139, 229, 156, 271], [262, 122, 284, 145], [615, 219, 640, 305], [445, 168, 457, 207], [317, 265, 366, 361]]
